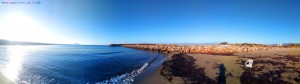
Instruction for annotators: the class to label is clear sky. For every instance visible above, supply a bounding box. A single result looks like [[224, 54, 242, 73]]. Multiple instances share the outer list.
[[0, 0, 299, 45]]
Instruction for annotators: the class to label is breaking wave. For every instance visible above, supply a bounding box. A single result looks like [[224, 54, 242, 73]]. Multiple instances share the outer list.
[[96, 63, 149, 84]]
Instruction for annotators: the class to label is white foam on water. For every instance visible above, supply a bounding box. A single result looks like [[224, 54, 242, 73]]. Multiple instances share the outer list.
[[96, 63, 149, 84], [16, 74, 57, 84]]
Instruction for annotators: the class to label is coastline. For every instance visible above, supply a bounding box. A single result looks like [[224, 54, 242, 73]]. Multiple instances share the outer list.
[[126, 44, 300, 84], [137, 53, 185, 84], [137, 66, 172, 84]]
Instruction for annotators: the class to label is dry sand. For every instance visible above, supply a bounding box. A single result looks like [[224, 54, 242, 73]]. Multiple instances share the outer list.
[[138, 48, 300, 84]]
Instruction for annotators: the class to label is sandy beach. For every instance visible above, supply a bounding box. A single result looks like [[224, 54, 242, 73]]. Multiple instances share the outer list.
[[137, 53, 185, 84], [135, 45, 300, 84]]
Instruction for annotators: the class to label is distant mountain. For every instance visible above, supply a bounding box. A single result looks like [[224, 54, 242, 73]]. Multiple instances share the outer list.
[[267, 43, 300, 46], [0, 39, 56, 45]]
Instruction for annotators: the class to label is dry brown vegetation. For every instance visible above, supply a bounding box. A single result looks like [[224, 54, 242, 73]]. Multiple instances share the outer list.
[[238, 55, 300, 84]]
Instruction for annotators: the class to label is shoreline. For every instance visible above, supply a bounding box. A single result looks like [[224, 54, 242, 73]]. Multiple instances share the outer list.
[[127, 44, 300, 84], [137, 53, 183, 84]]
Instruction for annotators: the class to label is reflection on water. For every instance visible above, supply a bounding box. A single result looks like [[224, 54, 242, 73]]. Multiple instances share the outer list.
[[2, 46, 39, 82], [0, 45, 166, 83]]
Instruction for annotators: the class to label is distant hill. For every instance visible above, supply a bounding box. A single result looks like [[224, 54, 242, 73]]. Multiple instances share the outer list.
[[0, 39, 56, 45]]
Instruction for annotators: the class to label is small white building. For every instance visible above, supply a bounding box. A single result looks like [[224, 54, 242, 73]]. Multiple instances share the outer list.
[[277, 43, 283, 46], [220, 45, 231, 47]]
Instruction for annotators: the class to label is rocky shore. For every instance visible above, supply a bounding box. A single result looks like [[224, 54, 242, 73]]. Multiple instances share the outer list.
[[125, 43, 300, 84], [137, 48, 300, 84], [122, 44, 272, 55]]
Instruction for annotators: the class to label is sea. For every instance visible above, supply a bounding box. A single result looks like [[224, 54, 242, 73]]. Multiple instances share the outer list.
[[0, 45, 166, 84]]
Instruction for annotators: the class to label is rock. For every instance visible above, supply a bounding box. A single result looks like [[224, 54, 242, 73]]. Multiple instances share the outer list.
[[122, 44, 272, 55]]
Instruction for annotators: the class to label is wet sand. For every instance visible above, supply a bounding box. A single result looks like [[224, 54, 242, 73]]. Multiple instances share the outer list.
[[137, 66, 182, 84], [138, 48, 300, 84], [137, 53, 185, 84]]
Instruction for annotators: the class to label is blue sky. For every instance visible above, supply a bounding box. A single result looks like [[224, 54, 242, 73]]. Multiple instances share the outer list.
[[0, 0, 299, 44]]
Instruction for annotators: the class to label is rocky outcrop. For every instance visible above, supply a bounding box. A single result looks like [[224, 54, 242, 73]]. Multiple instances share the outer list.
[[122, 44, 272, 55]]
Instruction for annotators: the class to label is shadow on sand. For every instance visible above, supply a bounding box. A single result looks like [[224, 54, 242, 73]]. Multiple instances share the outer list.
[[161, 53, 217, 84], [218, 63, 226, 84]]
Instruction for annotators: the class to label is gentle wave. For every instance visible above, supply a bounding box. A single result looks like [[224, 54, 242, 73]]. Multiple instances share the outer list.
[[96, 63, 149, 84], [94, 51, 122, 55], [0, 45, 166, 83]]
